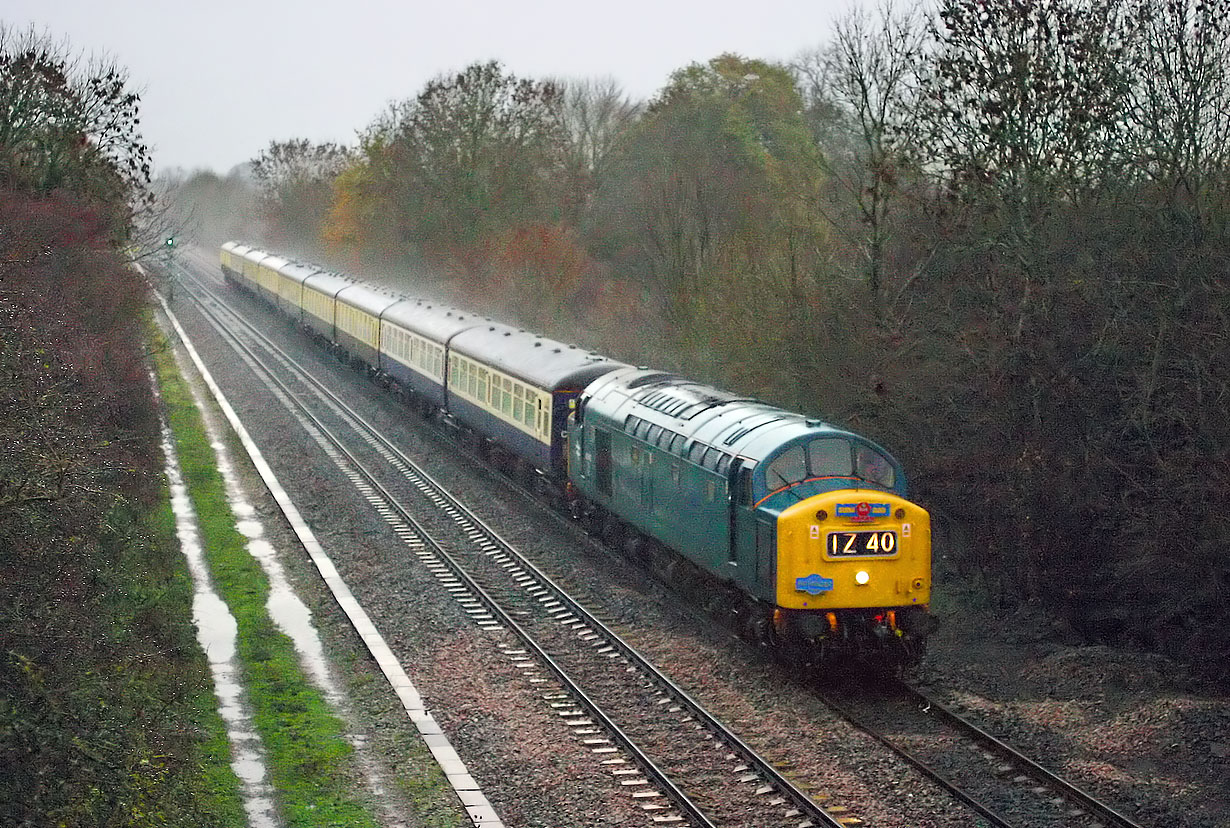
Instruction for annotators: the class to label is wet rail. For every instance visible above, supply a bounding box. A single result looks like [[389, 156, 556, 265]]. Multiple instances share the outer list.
[[814, 678, 1150, 828]]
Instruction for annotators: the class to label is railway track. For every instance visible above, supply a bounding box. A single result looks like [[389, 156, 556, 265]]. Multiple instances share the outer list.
[[173, 264, 851, 828], [814, 678, 1149, 828]]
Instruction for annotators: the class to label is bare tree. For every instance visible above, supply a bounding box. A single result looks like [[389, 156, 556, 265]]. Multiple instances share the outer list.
[[1127, 0, 1230, 232], [796, 0, 928, 321], [556, 76, 642, 188], [924, 0, 1132, 337], [0, 25, 153, 234], [251, 138, 352, 246]]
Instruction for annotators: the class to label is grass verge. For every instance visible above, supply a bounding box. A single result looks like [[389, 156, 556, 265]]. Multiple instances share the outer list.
[[153, 329, 382, 828]]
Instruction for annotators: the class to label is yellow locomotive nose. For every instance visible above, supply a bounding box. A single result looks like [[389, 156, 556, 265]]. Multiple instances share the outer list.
[[775, 491, 931, 611]]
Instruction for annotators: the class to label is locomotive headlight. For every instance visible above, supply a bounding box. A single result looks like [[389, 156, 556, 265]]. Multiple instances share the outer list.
[[855, 570, 871, 585]]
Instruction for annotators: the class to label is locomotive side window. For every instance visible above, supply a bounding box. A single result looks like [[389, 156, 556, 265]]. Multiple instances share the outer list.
[[596, 429, 612, 496], [733, 463, 754, 506]]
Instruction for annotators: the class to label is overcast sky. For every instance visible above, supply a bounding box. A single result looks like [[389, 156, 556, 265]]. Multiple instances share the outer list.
[[5, 0, 856, 175]]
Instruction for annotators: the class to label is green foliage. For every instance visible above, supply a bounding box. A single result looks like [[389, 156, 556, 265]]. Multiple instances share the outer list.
[[592, 53, 826, 337]]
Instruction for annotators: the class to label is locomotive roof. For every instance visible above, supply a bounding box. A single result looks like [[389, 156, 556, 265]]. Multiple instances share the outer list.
[[380, 297, 489, 343], [582, 367, 890, 466], [449, 323, 628, 392]]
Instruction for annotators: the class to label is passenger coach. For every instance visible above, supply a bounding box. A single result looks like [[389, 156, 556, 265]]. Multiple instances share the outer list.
[[378, 300, 478, 410], [333, 282, 401, 369], [446, 323, 626, 477]]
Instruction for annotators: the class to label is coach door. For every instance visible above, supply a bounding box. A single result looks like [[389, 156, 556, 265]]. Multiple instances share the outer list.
[[729, 460, 757, 585]]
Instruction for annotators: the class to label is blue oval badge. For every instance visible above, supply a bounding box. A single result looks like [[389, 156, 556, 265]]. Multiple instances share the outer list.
[[796, 574, 834, 595]]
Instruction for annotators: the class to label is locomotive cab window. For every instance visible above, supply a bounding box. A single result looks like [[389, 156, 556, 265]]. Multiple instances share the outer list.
[[855, 445, 895, 488], [809, 438, 853, 477], [766, 446, 807, 489], [805, 438, 895, 488]]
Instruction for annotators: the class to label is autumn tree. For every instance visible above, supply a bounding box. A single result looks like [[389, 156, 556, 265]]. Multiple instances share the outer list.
[[397, 62, 566, 251], [596, 57, 823, 312]]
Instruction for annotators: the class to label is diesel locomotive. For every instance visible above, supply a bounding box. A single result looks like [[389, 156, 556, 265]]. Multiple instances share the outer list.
[[220, 241, 933, 665]]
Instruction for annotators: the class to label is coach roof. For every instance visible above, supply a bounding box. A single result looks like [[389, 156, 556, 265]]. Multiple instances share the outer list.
[[449, 322, 627, 391], [380, 297, 489, 344]]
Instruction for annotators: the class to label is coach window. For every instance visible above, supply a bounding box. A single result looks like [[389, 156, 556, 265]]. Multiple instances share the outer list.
[[670, 433, 686, 454], [646, 424, 663, 445]]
